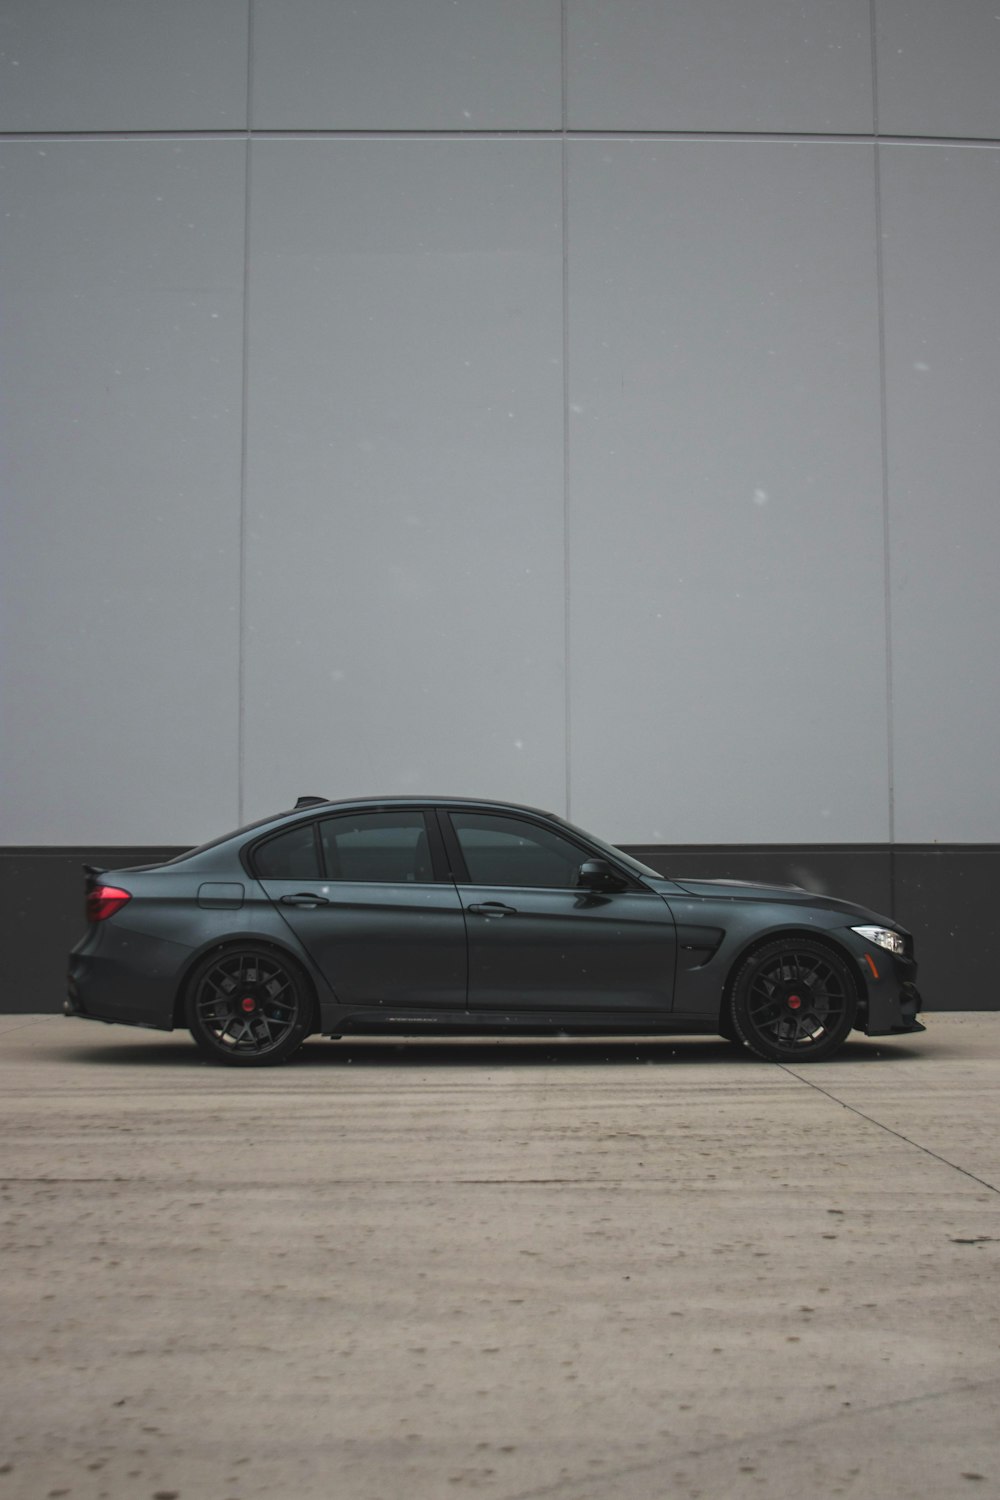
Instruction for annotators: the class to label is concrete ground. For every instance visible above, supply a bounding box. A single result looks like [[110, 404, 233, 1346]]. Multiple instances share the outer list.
[[1, 1015, 998, 1500]]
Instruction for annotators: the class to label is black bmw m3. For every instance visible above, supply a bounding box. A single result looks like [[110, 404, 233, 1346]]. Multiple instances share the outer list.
[[67, 796, 924, 1066]]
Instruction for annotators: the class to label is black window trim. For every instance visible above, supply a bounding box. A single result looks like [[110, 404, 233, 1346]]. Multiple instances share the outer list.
[[249, 807, 450, 885]]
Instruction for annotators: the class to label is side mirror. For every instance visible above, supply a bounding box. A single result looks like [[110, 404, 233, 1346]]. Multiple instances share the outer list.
[[576, 858, 628, 893]]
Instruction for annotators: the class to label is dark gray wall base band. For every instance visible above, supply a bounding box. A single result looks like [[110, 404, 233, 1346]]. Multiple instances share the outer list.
[[3, 844, 997, 1017], [5, 848, 185, 1017]]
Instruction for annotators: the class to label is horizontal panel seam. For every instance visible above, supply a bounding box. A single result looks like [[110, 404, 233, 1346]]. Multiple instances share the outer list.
[[2, 129, 999, 147], [5, 844, 1000, 858]]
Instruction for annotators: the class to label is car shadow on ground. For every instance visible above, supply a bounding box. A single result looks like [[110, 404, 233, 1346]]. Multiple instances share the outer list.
[[45, 1032, 930, 1070]]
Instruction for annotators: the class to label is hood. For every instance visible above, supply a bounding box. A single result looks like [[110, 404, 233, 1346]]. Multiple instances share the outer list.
[[649, 876, 894, 927], [671, 877, 808, 899]]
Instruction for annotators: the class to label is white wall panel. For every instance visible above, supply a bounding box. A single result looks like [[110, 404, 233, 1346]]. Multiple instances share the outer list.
[[242, 140, 565, 819], [881, 145, 1000, 842], [252, 0, 562, 129], [567, 0, 874, 133], [567, 140, 888, 845], [2, 1, 997, 854], [876, 0, 1000, 140], [0, 0, 248, 132], [0, 141, 246, 844]]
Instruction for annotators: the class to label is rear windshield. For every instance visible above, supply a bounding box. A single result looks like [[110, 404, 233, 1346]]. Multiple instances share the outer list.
[[159, 811, 300, 865]]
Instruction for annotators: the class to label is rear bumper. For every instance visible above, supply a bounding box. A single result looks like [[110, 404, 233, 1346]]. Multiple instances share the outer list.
[[67, 927, 186, 1031], [64, 987, 168, 1030]]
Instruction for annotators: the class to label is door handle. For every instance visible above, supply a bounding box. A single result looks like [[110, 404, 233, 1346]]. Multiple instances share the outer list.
[[279, 892, 331, 908], [467, 901, 518, 917]]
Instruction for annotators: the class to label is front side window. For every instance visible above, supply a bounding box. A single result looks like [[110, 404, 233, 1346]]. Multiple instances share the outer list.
[[449, 812, 587, 890], [319, 811, 433, 884]]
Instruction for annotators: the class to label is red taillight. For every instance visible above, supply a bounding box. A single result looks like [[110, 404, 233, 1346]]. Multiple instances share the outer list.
[[87, 885, 132, 922]]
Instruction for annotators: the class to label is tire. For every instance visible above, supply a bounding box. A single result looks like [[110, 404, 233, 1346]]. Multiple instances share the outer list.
[[727, 938, 857, 1063], [185, 945, 313, 1066], [717, 1012, 740, 1044]]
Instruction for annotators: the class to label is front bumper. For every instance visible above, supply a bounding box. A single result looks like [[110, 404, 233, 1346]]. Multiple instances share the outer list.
[[859, 956, 924, 1036]]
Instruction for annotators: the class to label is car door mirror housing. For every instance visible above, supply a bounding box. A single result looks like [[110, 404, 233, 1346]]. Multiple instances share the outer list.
[[576, 858, 629, 893]]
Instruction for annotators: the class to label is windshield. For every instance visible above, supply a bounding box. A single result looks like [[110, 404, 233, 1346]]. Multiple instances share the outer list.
[[552, 816, 665, 881]]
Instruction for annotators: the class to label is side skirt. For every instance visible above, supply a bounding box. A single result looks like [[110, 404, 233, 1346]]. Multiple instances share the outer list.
[[328, 1007, 717, 1038]]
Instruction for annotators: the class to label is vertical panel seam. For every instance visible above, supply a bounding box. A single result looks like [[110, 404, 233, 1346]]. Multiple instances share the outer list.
[[869, 0, 880, 138], [237, 0, 254, 826], [870, 0, 896, 883], [561, 0, 571, 821]]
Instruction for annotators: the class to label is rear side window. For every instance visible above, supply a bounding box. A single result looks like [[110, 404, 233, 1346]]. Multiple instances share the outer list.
[[319, 811, 432, 883], [253, 824, 321, 880]]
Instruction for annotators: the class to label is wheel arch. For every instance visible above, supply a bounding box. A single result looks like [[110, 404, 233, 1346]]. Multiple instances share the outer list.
[[719, 927, 868, 1028], [171, 935, 323, 1033]]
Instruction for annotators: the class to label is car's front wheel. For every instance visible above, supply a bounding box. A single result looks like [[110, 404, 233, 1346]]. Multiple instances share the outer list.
[[185, 945, 313, 1066], [727, 939, 857, 1062]]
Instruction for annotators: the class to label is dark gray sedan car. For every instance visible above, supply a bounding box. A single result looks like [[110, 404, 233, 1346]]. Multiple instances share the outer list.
[[67, 796, 924, 1066]]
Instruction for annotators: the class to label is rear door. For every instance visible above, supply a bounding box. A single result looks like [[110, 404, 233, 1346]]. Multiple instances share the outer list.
[[442, 809, 677, 1014], [255, 809, 466, 1009]]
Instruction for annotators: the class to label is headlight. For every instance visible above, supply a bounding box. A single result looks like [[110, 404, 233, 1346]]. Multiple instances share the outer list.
[[851, 925, 904, 956]]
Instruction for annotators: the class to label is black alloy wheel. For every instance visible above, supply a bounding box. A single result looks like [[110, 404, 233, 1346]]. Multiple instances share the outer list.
[[185, 946, 313, 1066], [728, 938, 857, 1062]]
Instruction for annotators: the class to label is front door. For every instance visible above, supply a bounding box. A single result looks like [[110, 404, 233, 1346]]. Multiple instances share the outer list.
[[444, 809, 677, 1013]]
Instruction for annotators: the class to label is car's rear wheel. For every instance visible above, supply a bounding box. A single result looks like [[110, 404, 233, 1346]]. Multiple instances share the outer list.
[[185, 945, 313, 1066], [728, 939, 857, 1062]]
